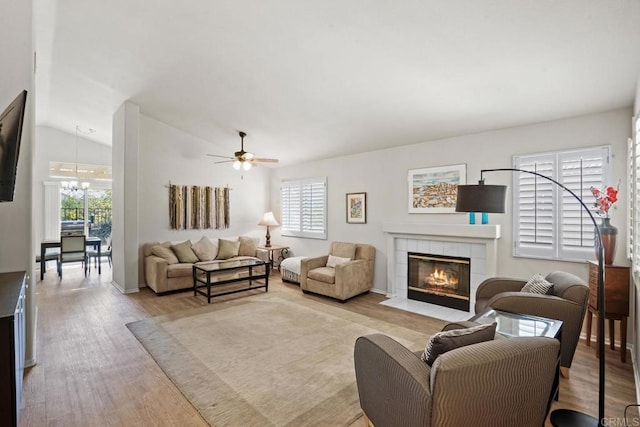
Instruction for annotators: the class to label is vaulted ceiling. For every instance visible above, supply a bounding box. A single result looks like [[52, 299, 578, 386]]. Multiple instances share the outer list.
[[35, 0, 640, 165]]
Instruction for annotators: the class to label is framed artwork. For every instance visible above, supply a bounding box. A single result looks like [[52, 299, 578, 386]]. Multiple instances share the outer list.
[[408, 164, 466, 213], [346, 192, 367, 224]]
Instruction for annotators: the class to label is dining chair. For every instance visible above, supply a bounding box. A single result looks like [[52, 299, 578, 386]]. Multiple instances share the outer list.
[[58, 235, 88, 278], [88, 236, 112, 270]]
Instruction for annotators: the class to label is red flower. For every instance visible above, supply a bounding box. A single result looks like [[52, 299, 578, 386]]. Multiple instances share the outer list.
[[590, 184, 619, 218]]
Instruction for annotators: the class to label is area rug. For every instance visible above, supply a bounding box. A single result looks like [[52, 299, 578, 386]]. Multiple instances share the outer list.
[[126, 292, 431, 426]]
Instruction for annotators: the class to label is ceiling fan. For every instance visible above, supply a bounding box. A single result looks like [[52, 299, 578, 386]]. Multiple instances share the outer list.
[[207, 131, 279, 170]]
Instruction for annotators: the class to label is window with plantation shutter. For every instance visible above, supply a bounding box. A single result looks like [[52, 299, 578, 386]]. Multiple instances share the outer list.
[[632, 117, 640, 275], [513, 146, 611, 261], [280, 177, 327, 239]]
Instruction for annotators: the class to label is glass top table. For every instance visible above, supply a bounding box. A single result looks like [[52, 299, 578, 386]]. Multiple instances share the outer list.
[[193, 258, 269, 303], [468, 309, 562, 339]]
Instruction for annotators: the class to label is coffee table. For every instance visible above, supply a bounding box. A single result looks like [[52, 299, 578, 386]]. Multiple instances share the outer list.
[[468, 308, 562, 340], [192, 259, 269, 303]]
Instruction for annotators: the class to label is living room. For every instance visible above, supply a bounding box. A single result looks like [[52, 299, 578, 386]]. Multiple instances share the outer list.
[[2, 1, 640, 426]]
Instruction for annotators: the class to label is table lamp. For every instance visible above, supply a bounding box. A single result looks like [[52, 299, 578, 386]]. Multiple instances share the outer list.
[[258, 212, 279, 247]]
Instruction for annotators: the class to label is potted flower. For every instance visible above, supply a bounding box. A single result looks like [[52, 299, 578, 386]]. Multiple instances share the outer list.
[[590, 184, 619, 265]]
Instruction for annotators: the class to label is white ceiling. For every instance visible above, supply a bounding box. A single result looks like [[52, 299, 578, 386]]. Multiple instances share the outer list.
[[35, 0, 640, 166]]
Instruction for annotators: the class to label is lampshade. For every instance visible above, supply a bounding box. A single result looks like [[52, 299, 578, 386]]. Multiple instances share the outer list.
[[455, 181, 507, 213], [258, 211, 279, 227]]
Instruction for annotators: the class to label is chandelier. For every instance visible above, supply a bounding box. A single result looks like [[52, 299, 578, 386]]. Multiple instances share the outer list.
[[61, 125, 93, 191]]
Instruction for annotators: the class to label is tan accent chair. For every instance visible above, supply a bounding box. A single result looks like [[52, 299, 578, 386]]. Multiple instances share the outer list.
[[474, 271, 589, 373], [300, 242, 375, 301], [354, 332, 559, 427]]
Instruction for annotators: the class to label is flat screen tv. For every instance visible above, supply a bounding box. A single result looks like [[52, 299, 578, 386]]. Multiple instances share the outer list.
[[0, 90, 27, 202]]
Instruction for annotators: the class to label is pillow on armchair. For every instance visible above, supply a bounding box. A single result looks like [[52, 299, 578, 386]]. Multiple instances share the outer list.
[[421, 322, 497, 366]]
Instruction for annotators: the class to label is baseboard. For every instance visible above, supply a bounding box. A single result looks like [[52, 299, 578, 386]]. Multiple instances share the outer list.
[[111, 280, 139, 294], [370, 288, 386, 296], [579, 330, 630, 351]]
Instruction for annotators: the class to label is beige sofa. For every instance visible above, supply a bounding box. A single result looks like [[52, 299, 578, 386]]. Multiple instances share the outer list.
[[143, 236, 267, 294], [300, 242, 375, 301]]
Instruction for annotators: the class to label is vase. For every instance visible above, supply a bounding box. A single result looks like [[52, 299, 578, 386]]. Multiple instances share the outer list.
[[595, 217, 618, 265]]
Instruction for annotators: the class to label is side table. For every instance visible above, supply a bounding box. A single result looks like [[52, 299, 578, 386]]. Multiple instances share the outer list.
[[258, 245, 290, 272], [586, 261, 630, 363]]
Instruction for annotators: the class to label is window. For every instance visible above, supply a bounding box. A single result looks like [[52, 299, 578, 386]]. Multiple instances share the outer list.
[[513, 146, 611, 261], [631, 117, 640, 275], [280, 177, 327, 239]]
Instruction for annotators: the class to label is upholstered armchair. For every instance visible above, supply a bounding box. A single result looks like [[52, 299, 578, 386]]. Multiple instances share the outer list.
[[354, 332, 559, 427], [474, 271, 589, 375], [300, 242, 375, 301]]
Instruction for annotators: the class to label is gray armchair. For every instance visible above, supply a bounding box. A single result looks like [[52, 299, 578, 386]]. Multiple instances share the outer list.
[[354, 332, 559, 427], [300, 242, 375, 301], [474, 271, 589, 374]]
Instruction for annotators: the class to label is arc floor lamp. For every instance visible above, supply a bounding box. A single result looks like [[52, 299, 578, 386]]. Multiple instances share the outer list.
[[455, 168, 606, 427]]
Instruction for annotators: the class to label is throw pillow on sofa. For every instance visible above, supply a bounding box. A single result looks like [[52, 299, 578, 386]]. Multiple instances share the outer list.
[[421, 322, 497, 366], [216, 239, 241, 260], [171, 240, 200, 263], [238, 236, 259, 257], [192, 236, 218, 261], [151, 244, 179, 265]]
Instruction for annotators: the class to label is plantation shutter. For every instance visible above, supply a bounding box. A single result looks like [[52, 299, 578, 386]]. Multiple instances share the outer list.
[[514, 154, 555, 258], [513, 146, 611, 261], [558, 147, 608, 259], [280, 177, 327, 239], [280, 184, 301, 232], [633, 118, 640, 276], [628, 137, 635, 261]]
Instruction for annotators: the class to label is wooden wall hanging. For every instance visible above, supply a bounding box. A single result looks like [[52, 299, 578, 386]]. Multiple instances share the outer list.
[[169, 184, 229, 230]]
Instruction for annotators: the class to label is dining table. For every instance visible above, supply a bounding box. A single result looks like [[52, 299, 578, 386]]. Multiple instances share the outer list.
[[40, 237, 102, 280]]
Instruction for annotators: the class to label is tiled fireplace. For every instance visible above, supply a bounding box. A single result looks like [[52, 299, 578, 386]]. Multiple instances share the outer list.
[[381, 223, 501, 321], [407, 252, 471, 311]]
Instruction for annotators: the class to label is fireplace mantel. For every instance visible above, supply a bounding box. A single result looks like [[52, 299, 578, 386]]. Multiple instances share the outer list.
[[382, 223, 500, 240], [382, 222, 502, 321]]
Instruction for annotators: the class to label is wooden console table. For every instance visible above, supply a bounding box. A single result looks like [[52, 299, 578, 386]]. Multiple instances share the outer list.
[[586, 261, 630, 363]]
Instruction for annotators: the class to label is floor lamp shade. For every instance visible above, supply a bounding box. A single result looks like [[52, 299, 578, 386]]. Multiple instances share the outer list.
[[455, 182, 507, 213]]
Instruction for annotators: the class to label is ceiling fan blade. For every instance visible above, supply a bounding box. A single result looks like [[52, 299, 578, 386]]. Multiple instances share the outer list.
[[207, 154, 234, 160], [214, 160, 234, 164], [252, 158, 279, 163]]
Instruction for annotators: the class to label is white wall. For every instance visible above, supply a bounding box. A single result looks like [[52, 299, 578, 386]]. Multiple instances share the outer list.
[[270, 108, 632, 294], [0, 0, 35, 364], [33, 125, 112, 247], [126, 113, 270, 286]]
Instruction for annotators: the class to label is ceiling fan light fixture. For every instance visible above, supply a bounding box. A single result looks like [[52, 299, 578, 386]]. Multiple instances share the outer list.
[[243, 161, 252, 171], [233, 160, 242, 170]]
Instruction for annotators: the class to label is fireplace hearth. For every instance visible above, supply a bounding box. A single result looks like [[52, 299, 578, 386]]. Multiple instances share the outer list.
[[407, 252, 471, 311]]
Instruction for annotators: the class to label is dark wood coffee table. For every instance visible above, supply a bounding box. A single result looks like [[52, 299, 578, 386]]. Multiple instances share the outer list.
[[192, 259, 269, 303]]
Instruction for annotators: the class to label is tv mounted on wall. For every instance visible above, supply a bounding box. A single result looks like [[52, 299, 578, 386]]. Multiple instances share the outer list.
[[0, 90, 27, 202]]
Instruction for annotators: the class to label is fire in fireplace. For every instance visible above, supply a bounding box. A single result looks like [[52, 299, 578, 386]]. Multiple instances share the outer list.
[[407, 252, 471, 311]]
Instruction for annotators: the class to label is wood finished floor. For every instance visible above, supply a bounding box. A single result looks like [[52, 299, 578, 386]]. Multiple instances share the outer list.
[[20, 263, 638, 426]]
